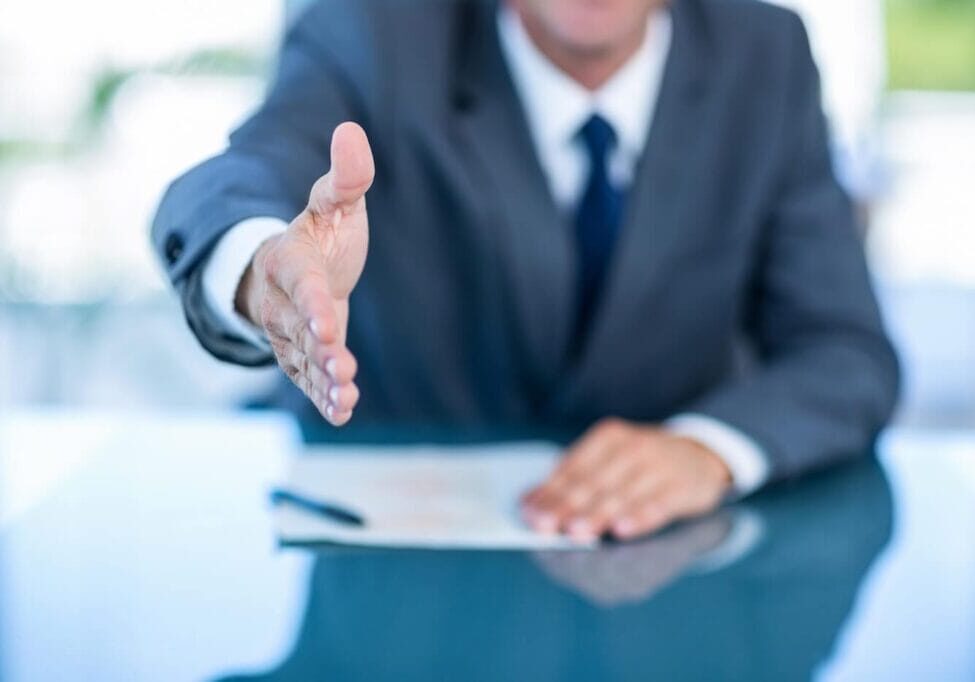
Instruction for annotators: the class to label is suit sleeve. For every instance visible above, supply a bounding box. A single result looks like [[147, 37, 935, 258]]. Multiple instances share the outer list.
[[150, 3, 363, 365], [687, 15, 900, 482]]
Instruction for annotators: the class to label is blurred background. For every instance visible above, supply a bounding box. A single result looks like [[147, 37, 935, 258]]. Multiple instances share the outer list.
[[1, 0, 973, 424]]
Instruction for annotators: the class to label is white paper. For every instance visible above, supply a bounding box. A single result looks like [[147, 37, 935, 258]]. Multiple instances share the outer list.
[[273, 442, 594, 550]]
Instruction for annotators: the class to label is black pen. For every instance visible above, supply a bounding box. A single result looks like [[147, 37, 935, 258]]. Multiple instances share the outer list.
[[270, 488, 367, 528]]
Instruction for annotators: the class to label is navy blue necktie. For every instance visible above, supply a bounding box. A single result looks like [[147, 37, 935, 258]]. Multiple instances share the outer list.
[[573, 114, 625, 347]]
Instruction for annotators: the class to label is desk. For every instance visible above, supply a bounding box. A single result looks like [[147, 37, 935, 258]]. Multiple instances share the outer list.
[[1, 411, 973, 681]]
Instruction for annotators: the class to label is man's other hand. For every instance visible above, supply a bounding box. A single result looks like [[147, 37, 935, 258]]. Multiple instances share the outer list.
[[237, 122, 374, 425], [521, 418, 733, 542]]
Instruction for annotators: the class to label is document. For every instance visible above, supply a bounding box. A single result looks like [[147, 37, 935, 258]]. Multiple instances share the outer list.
[[273, 442, 595, 550]]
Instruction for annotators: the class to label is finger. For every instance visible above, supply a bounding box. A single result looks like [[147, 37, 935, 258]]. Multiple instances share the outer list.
[[308, 357, 333, 397], [326, 407, 354, 427], [326, 381, 360, 413], [292, 365, 358, 426], [564, 494, 626, 542], [316, 345, 358, 386], [581, 446, 644, 499], [566, 464, 668, 541], [263, 283, 335, 361], [522, 419, 629, 509], [295, 344, 360, 402], [524, 480, 597, 535], [292, 277, 340, 346], [270, 319, 360, 428], [263, 245, 340, 345], [292, 368, 330, 419], [551, 456, 639, 540], [521, 436, 629, 521], [304, 373, 354, 426], [276, 340, 331, 398], [523, 439, 635, 535], [550, 419, 632, 489], [261, 284, 297, 341], [612, 486, 684, 540], [523, 465, 597, 524], [308, 121, 375, 217], [303, 381, 355, 426]]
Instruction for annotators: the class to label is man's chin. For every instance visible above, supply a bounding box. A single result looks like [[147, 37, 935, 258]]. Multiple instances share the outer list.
[[549, 10, 648, 58], [548, 26, 633, 60]]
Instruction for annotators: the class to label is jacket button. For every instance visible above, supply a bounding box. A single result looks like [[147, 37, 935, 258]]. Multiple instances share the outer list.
[[164, 233, 184, 266]]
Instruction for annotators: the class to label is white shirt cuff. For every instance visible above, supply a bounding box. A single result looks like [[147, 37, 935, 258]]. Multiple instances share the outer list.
[[201, 217, 288, 350], [664, 413, 770, 496]]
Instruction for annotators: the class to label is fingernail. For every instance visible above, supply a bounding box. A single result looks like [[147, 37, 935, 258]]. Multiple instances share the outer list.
[[568, 518, 593, 538], [325, 404, 335, 421], [534, 513, 558, 534], [328, 385, 340, 405], [325, 358, 337, 379], [613, 518, 635, 537], [309, 318, 320, 339]]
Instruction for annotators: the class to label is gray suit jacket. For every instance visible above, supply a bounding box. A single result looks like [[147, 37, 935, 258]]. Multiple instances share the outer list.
[[151, 0, 899, 482]]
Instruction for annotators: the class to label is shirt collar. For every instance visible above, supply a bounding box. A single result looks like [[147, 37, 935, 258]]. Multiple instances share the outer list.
[[497, 5, 673, 158]]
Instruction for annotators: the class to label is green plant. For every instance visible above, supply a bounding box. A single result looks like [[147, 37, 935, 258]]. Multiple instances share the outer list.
[[887, 0, 975, 91], [0, 46, 269, 166]]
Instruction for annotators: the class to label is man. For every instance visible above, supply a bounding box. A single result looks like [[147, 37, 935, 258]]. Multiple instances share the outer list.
[[152, 0, 899, 543]]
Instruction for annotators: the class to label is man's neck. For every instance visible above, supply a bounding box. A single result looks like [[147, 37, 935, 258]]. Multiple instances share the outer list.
[[510, 5, 652, 91]]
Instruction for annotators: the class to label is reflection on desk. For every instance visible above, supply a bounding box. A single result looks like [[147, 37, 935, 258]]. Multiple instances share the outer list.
[[2, 412, 974, 682], [215, 456, 891, 682]]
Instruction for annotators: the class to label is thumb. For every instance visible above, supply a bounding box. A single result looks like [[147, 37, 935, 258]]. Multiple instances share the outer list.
[[308, 121, 375, 216]]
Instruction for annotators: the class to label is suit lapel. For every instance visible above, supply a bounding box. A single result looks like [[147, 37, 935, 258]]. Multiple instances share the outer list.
[[450, 0, 576, 407], [550, 0, 716, 413]]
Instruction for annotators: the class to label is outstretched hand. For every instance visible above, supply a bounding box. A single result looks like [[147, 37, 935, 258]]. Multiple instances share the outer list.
[[238, 122, 374, 425]]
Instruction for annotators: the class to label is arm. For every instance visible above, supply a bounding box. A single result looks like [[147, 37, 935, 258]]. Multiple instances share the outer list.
[[151, 3, 365, 366], [685, 15, 900, 481], [152, 5, 377, 425], [520, 15, 899, 542]]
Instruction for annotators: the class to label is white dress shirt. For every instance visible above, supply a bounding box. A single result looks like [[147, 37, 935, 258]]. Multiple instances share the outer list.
[[497, 6, 669, 210], [201, 5, 770, 495]]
